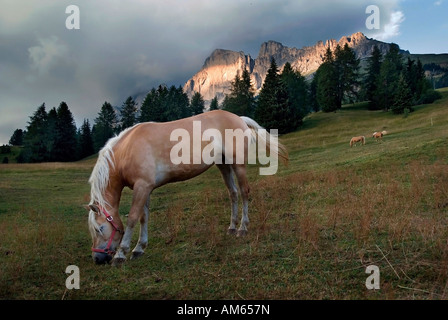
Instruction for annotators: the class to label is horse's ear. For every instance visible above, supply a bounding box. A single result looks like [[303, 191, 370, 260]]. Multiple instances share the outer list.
[[89, 204, 100, 213]]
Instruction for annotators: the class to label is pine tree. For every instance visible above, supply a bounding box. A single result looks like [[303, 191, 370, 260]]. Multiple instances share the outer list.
[[140, 85, 190, 122], [120, 96, 138, 130], [316, 48, 339, 112], [78, 119, 94, 159], [336, 44, 360, 105], [364, 45, 383, 109], [190, 92, 205, 115], [53, 102, 77, 162], [255, 58, 292, 134], [209, 96, 219, 111], [165, 86, 190, 120], [391, 73, 413, 114], [139, 86, 168, 122], [93, 101, 118, 152], [309, 68, 320, 112], [281, 62, 309, 128], [20, 103, 49, 163], [46, 107, 58, 161], [375, 44, 403, 111], [9, 129, 24, 146], [222, 69, 255, 117]]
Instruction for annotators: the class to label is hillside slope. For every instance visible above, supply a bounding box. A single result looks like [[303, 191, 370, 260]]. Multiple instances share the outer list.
[[1, 90, 447, 300]]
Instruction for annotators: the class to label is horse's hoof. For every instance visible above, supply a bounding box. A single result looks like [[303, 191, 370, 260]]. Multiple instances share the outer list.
[[111, 257, 126, 267], [237, 230, 248, 237], [227, 228, 237, 235], [131, 251, 144, 260]]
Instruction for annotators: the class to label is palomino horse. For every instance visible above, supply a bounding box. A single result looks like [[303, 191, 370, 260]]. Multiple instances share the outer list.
[[372, 131, 383, 141], [350, 136, 365, 147], [87, 110, 288, 265]]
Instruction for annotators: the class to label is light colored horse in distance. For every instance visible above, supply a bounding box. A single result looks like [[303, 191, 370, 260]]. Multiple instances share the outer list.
[[87, 110, 288, 265], [372, 131, 383, 140], [350, 136, 365, 147]]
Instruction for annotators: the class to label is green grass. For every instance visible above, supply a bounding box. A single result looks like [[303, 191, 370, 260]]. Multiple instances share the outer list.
[[1, 89, 448, 300]]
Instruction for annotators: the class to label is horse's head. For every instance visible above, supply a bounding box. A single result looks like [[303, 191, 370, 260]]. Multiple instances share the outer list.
[[87, 204, 124, 264]]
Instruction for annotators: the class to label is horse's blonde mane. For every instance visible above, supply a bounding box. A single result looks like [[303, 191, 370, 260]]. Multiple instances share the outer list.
[[88, 124, 140, 238], [88, 124, 140, 211]]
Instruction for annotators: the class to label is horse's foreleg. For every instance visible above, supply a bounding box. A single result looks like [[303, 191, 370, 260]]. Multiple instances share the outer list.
[[217, 164, 239, 235], [131, 196, 150, 260], [112, 182, 152, 266], [233, 164, 250, 237]]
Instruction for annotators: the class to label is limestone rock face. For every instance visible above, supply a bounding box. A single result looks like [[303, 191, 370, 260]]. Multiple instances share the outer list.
[[183, 32, 405, 104], [183, 49, 255, 103]]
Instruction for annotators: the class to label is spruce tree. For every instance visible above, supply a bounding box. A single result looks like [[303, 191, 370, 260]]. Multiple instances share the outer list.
[[93, 101, 118, 152], [166, 86, 190, 120], [222, 69, 255, 117], [375, 44, 403, 111], [255, 58, 292, 134], [120, 96, 138, 130], [53, 102, 77, 162], [20, 103, 49, 162], [209, 96, 219, 111], [78, 119, 94, 159], [139, 86, 168, 122], [190, 92, 205, 115], [46, 107, 58, 161], [9, 129, 24, 146], [336, 44, 360, 105], [364, 45, 383, 109], [392, 73, 413, 114], [281, 62, 309, 128], [316, 48, 339, 112]]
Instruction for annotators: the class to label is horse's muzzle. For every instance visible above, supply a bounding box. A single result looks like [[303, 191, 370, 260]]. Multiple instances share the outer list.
[[93, 252, 113, 265]]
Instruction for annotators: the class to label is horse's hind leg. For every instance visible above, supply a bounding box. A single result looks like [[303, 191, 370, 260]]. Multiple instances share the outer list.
[[232, 164, 250, 237], [131, 196, 150, 260], [217, 164, 239, 235]]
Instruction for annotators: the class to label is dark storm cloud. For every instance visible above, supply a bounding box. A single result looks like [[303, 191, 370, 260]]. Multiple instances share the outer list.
[[0, 0, 400, 144]]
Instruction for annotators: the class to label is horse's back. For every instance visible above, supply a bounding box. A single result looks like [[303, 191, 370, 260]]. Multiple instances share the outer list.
[[111, 111, 248, 188]]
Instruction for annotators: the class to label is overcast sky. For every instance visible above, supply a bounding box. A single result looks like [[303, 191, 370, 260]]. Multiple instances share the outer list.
[[1, 0, 447, 145]]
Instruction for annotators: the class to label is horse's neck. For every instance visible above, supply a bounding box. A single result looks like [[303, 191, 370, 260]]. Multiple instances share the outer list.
[[101, 173, 124, 214]]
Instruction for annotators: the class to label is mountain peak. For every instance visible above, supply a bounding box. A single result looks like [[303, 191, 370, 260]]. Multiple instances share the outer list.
[[258, 40, 287, 59], [184, 32, 402, 104]]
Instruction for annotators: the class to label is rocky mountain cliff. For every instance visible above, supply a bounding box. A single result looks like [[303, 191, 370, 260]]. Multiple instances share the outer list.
[[183, 32, 405, 104]]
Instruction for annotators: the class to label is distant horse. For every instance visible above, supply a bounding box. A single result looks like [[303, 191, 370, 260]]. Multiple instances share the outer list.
[[87, 110, 288, 265], [373, 131, 383, 141], [350, 136, 365, 147]]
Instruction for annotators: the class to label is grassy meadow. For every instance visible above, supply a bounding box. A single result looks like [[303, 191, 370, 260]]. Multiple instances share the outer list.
[[1, 89, 448, 300]]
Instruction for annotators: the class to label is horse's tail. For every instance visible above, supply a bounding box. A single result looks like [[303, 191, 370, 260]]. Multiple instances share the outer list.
[[240, 116, 289, 166]]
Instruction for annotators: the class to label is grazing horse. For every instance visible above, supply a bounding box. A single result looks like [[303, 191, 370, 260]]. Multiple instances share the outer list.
[[87, 110, 288, 265], [372, 131, 383, 141], [350, 136, 365, 147]]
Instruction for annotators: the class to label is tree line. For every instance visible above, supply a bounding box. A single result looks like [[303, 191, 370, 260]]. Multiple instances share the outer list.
[[222, 43, 440, 129], [361, 44, 441, 114], [9, 85, 207, 163], [8, 43, 441, 163]]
